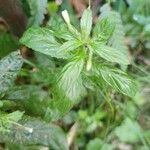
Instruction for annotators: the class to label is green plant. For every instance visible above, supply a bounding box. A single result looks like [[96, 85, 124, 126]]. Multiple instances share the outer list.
[[1, 1, 149, 149], [20, 5, 137, 104], [0, 51, 68, 150], [114, 0, 150, 49]]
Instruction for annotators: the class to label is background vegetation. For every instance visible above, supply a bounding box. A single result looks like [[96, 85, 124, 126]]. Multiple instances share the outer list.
[[0, 0, 150, 150]]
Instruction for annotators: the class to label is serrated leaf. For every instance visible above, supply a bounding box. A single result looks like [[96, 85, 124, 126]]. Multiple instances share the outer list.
[[0, 119, 69, 150], [108, 12, 129, 62], [100, 5, 129, 65], [48, 15, 74, 40], [0, 51, 23, 95], [27, 0, 47, 26], [94, 44, 130, 65], [80, 8, 92, 37], [58, 57, 86, 101], [93, 18, 115, 43], [20, 28, 67, 59], [95, 65, 137, 97], [58, 40, 82, 54]]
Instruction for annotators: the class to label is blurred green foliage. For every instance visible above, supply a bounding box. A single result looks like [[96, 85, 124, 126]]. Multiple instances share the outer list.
[[0, 0, 150, 150]]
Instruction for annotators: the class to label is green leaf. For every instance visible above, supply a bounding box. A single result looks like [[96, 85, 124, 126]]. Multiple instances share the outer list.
[[58, 57, 86, 101], [80, 8, 92, 37], [58, 40, 82, 54], [0, 111, 24, 132], [47, 97, 73, 121], [86, 138, 113, 150], [133, 14, 147, 25], [7, 111, 24, 122], [6, 85, 48, 101], [27, 0, 48, 26], [0, 119, 69, 150], [20, 28, 67, 59], [108, 12, 129, 63], [95, 65, 137, 97], [0, 51, 23, 95], [93, 18, 115, 43], [35, 52, 56, 69], [48, 15, 74, 40], [94, 44, 130, 65], [0, 33, 19, 58], [115, 118, 142, 143], [5, 85, 50, 119], [100, 5, 129, 65]]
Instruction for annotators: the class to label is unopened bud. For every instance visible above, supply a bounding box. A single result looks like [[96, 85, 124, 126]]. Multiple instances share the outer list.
[[86, 59, 92, 71], [62, 10, 70, 25]]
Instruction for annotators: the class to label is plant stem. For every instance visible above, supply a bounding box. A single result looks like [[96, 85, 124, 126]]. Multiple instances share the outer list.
[[86, 45, 93, 71], [89, 0, 91, 9]]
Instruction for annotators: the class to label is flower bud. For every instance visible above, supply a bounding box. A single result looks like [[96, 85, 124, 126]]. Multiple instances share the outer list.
[[62, 10, 70, 25], [86, 59, 92, 71]]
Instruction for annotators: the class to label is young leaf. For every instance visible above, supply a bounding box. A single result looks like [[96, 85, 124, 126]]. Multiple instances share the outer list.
[[0, 51, 23, 95], [27, 0, 47, 26], [58, 57, 86, 101], [61, 10, 81, 39], [20, 28, 67, 59], [108, 12, 129, 62], [48, 15, 74, 40], [58, 40, 82, 54], [100, 4, 129, 64], [93, 18, 115, 43], [95, 65, 137, 97], [94, 44, 130, 65], [80, 8, 92, 37]]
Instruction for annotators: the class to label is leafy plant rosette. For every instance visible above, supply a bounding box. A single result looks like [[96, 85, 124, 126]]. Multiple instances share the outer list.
[[20, 6, 137, 104]]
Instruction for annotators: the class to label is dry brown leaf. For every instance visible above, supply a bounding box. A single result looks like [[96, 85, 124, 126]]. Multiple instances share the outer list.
[[0, 0, 27, 37], [70, 0, 87, 17], [0, 17, 9, 32], [70, 0, 102, 19]]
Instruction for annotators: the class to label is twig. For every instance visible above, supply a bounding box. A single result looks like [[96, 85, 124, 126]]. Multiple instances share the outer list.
[[67, 122, 79, 147]]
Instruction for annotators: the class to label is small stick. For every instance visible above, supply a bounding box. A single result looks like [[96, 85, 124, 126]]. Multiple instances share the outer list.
[[67, 122, 79, 147]]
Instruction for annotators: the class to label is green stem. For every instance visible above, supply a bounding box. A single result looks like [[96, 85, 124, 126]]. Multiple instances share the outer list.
[[86, 46, 93, 71]]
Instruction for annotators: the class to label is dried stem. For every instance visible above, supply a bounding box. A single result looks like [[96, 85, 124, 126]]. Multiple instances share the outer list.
[[67, 122, 79, 147]]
